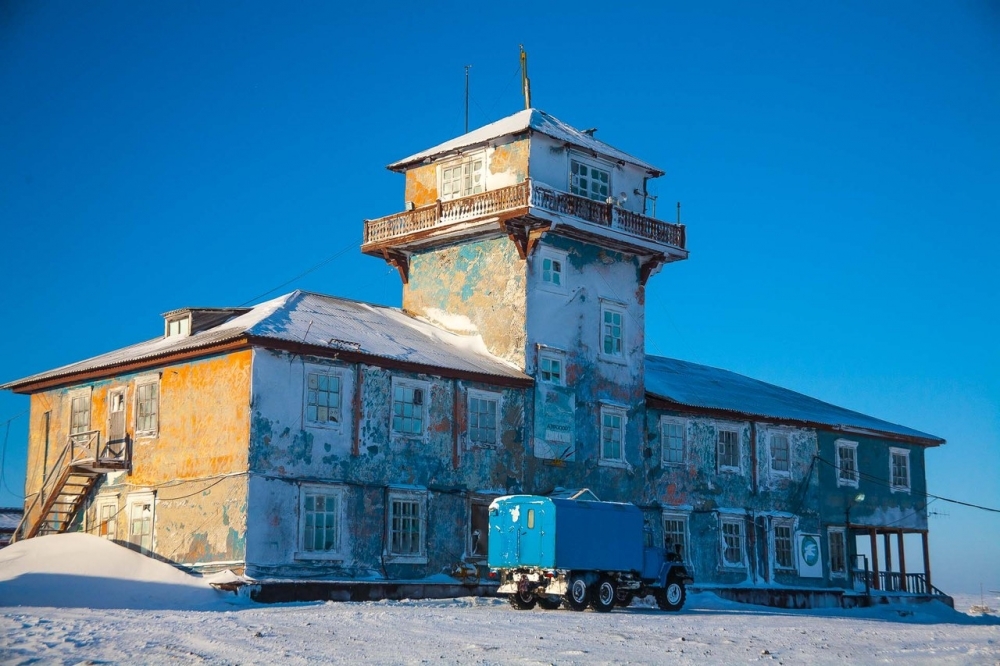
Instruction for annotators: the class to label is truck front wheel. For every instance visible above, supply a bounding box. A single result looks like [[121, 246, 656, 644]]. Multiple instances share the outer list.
[[655, 580, 686, 612], [590, 576, 616, 613], [566, 576, 590, 611]]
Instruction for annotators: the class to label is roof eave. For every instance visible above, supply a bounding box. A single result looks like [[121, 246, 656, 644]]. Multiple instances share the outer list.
[[646, 394, 945, 448]]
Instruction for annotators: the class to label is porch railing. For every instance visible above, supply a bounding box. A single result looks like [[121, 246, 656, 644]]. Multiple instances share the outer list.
[[851, 570, 948, 596], [363, 180, 686, 250]]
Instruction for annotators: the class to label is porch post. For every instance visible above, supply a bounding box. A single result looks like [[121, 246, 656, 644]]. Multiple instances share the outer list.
[[869, 528, 880, 590], [922, 531, 932, 591], [897, 530, 907, 592]]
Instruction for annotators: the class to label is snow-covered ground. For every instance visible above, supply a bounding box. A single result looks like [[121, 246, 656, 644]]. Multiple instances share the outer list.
[[1, 535, 997, 664]]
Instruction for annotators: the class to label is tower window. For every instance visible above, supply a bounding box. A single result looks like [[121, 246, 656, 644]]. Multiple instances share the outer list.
[[570, 159, 610, 202], [600, 303, 625, 359], [440, 154, 484, 200]]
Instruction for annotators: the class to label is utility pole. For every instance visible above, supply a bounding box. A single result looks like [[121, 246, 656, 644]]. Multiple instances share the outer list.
[[464, 65, 471, 133], [520, 45, 531, 109]]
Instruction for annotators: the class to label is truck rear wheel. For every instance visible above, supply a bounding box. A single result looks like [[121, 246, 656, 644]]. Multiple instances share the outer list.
[[590, 576, 616, 613], [566, 576, 590, 611], [509, 589, 537, 610], [655, 580, 686, 612]]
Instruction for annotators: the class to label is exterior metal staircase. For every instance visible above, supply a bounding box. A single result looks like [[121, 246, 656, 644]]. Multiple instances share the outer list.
[[12, 430, 130, 542]]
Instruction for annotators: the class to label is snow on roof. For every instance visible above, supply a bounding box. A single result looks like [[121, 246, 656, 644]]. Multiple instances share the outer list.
[[2, 291, 528, 391], [388, 108, 663, 175], [645, 355, 944, 446]]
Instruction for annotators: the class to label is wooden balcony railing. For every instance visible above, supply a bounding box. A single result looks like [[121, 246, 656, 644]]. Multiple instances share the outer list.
[[363, 180, 686, 250], [851, 570, 947, 596]]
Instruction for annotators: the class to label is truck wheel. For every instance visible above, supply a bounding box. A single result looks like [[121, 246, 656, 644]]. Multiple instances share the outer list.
[[566, 576, 590, 611], [655, 580, 686, 612], [590, 576, 616, 613], [509, 589, 537, 610], [537, 596, 562, 610]]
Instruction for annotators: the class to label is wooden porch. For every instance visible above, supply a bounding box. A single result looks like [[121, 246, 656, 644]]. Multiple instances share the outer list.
[[13, 430, 130, 542], [848, 525, 948, 598]]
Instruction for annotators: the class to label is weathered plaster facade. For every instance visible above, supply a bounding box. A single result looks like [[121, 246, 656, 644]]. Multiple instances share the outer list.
[[5, 108, 944, 603]]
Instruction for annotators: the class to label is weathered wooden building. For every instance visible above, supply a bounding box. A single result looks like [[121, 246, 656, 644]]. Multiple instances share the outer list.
[[2, 109, 947, 606]]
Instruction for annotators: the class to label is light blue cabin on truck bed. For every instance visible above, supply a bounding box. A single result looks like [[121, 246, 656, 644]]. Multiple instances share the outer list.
[[488, 495, 645, 573]]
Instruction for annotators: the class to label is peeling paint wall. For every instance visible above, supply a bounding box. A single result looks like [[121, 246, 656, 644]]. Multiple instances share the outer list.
[[523, 235, 647, 503], [244, 348, 528, 578], [402, 237, 527, 367], [24, 350, 252, 571], [402, 137, 529, 208]]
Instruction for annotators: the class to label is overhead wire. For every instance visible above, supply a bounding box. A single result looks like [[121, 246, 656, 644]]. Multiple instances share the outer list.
[[239, 239, 361, 307]]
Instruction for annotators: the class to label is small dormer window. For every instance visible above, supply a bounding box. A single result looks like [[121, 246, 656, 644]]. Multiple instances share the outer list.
[[166, 315, 191, 338], [440, 153, 484, 200], [570, 158, 610, 202]]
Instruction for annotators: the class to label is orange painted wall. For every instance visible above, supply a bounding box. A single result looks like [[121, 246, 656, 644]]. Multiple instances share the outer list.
[[22, 349, 252, 568], [404, 163, 438, 206]]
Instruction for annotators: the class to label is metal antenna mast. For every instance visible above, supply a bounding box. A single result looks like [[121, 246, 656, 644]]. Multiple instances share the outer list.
[[464, 65, 471, 133], [520, 45, 531, 109]]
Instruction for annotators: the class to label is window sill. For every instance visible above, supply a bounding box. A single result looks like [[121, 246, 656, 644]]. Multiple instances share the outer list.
[[384, 555, 428, 565], [294, 552, 345, 562], [718, 466, 742, 474], [836, 479, 860, 489], [305, 421, 344, 432], [598, 459, 629, 470], [134, 431, 158, 439], [889, 486, 911, 494], [598, 354, 627, 366], [661, 459, 685, 467]]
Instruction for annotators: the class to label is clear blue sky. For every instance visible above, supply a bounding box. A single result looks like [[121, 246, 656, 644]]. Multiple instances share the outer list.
[[1, 2, 997, 593]]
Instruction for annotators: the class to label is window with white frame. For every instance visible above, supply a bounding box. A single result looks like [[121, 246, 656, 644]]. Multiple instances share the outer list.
[[570, 158, 610, 202], [299, 485, 344, 557], [126, 491, 155, 554], [391, 378, 428, 437], [890, 447, 911, 492], [663, 513, 688, 561], [135, 378, 159, 436], [387, 489, 427, 562], [770, 432, 790, 474], [306, 369, 343, 426], [69, 388, 92, 435], [165, 315, 191, 338], [836, 440, 859, 487], [440, 153, 484, 200], [717, 429, 740, 472], [773, 521, 795, 570], [600, 302, 625, 359], [828, 527, 847, 577], [94, 498, 117, 540], [720, 517, 745, 567], [537, 350, 564, 386], [661, 418, 685, 465], [467, 389, 500, 446], [599, 405, 626, 464], [538, 249, 568, 291]]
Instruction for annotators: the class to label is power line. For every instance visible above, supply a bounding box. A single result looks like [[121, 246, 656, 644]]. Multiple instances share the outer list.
[[239, 239, 360, 307], [815, 455, 1000, 515]]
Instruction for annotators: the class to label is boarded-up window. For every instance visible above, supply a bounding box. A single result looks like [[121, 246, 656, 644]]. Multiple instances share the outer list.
[[828, 528, 847, 576], [836, 440, 859, 487], [70, 394, 91, 435], [890, 448, 910, 492]]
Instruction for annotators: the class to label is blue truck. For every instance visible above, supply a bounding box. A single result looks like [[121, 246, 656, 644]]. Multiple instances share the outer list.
[[488, 495, 693, 612]]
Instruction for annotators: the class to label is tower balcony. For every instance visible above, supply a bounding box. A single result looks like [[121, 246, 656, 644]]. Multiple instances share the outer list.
[[362, 180, 687, 259]]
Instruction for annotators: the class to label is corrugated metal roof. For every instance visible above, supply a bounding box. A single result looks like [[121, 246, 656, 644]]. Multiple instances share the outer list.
[[645, 355, 944, 445], [388, 109, 662, 175], [1, 291, 528, 391]]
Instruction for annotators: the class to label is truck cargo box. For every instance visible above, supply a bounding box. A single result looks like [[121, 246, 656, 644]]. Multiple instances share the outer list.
[[488, 495, 644, 573]]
